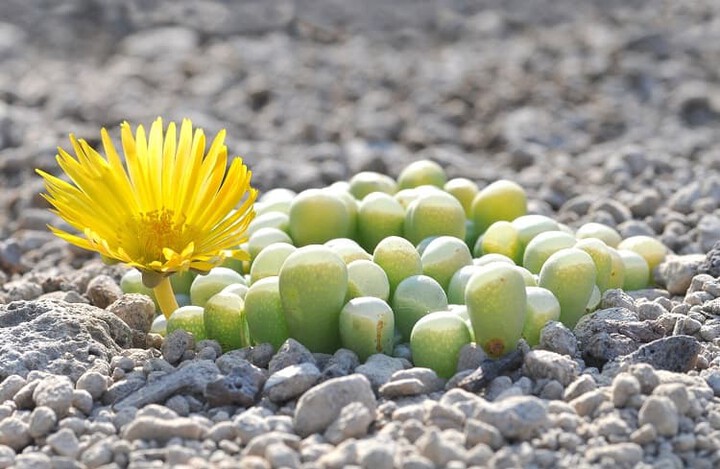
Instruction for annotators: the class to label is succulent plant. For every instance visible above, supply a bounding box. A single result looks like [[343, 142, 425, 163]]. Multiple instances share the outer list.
[[465, 263, 527, 357], [108, 158, 675, 368], [471, 179, 527, 234], [475, 220, 523, 264], [278, 245, 348, 353], [204, 290, 249, 352], [249, 242, 297, 284], [617, 235, 667, 282], [444, 177, 478, 217], [575, 222, 622, 248], [522, 286, 561, 347], [523, 231, 577, 274], [538, 248, 597, 328], [247, 227, 293, 261], [244, 276, 289, 350], [420, 236, 473, 291], [357, 192, 405, 252], [392, 274, 448, 342], [410, 311, 471, 378], [404, 191, 466, 245], [373, 236, 423, 294], [345, 259, 391, 302], [339, 297, 395, 361], [190, 267, 246, 308], [349, 171, 398, 199], [397, 159, 447, 190], [167, 305, 206, 341], [617, 249, 650, 291], [289, 188, 352, 246]]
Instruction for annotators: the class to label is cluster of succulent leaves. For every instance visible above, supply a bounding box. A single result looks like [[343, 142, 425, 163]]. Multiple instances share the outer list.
[[121, 159, 667, 379]]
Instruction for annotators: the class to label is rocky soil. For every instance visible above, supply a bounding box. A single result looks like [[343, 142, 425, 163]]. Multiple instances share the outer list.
[[1, 1, 720, 468]]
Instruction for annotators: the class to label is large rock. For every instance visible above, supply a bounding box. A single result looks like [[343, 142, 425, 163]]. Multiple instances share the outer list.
[[0, 299, 132, 381], [654, 254, 706, 295], [293, 374, 376, 437], [574, 308, 665, 366]]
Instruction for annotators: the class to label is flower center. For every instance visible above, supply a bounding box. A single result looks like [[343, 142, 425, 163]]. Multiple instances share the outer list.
[[125, 209, 196, 264]]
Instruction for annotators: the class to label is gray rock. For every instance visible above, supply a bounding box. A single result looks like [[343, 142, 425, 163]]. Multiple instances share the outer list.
[[321, 348, 359, 381], [247, 343, 275, 369], [161, 329, 195, 365], [237, 456, 271, 469], [456, 343, 488, 371], [359, 441, 395, 469], [465, 418, 504, 450], [294, 374, 376, 437], [630, 423, 658, 445], [13, 380, 39, 409], [475, 395, 549, 440], [207, 420, 238, 442], [324, 401, 374, 444], [653, 383, 690, 415], [85, 275, 123, 309], [268, 339, 316, 374], [106, 293, 155, 332], [458, 348, 525, 393], [389, 367, 444, 392], [620, 335, 700, 372], [0, 300, 131, 381], [627, 363, 660, 394], [570, 388, 608, 417], [538, 321, 577, 356], [638, 395, 679, 436], [122, 416, 206, 441], [415, 427, 466, 467], [14, 453, 52, 469], [655, 255, 706, 295], [71, 389, 93, 415], [102, 376, 146, 405], [587, 442, 643, 465], [379, 378, 427, 398], [33, 375, 73, 417], [0, 375, 26, 403], [575, 308, 664, 365], [563, 374, 598, 401], [698, 214, 720, 252], [4, 281, 43, 302], [600, 289, 637, 312], [264, 362, 320, 403], [637, 301, 666, 321], [0, 417, 30, 451], [205, 360, 266, 408], [234, 410, 271, 444], [28, 406, 57, 438], [424, 401, 466, 430], [75, 371, 109, 401], [355, 354, 406, 390], [0, 239, 23, 274], [46, 428, 79, 458], [265, 442, 301, 469], [113, 360, 219, 409], [243, 431, 301, 456], [611, 372, 641, 408], [672, 316, 702, 335], [523, 350, 579, 386], [80, 438, 113, 468]]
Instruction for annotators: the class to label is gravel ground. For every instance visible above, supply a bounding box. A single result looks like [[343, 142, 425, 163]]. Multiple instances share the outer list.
[[2, 1, 720, 468]]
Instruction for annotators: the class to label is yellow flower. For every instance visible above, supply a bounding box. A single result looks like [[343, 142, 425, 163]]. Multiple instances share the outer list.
[[37, 118, 257, 278]]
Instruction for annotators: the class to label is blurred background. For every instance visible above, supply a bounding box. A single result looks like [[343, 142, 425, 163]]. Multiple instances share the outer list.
[[0, 1, 718, 206]]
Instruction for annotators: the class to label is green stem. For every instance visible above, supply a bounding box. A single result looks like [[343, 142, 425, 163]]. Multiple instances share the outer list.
[[153, 276, 179, 319]]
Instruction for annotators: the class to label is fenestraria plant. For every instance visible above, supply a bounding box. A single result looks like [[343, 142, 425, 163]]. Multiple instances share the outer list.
[[37, 118, 257, 318]]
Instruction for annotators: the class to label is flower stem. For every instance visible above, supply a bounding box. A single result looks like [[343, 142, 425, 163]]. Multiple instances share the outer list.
[[153, 276, 179, 319]]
